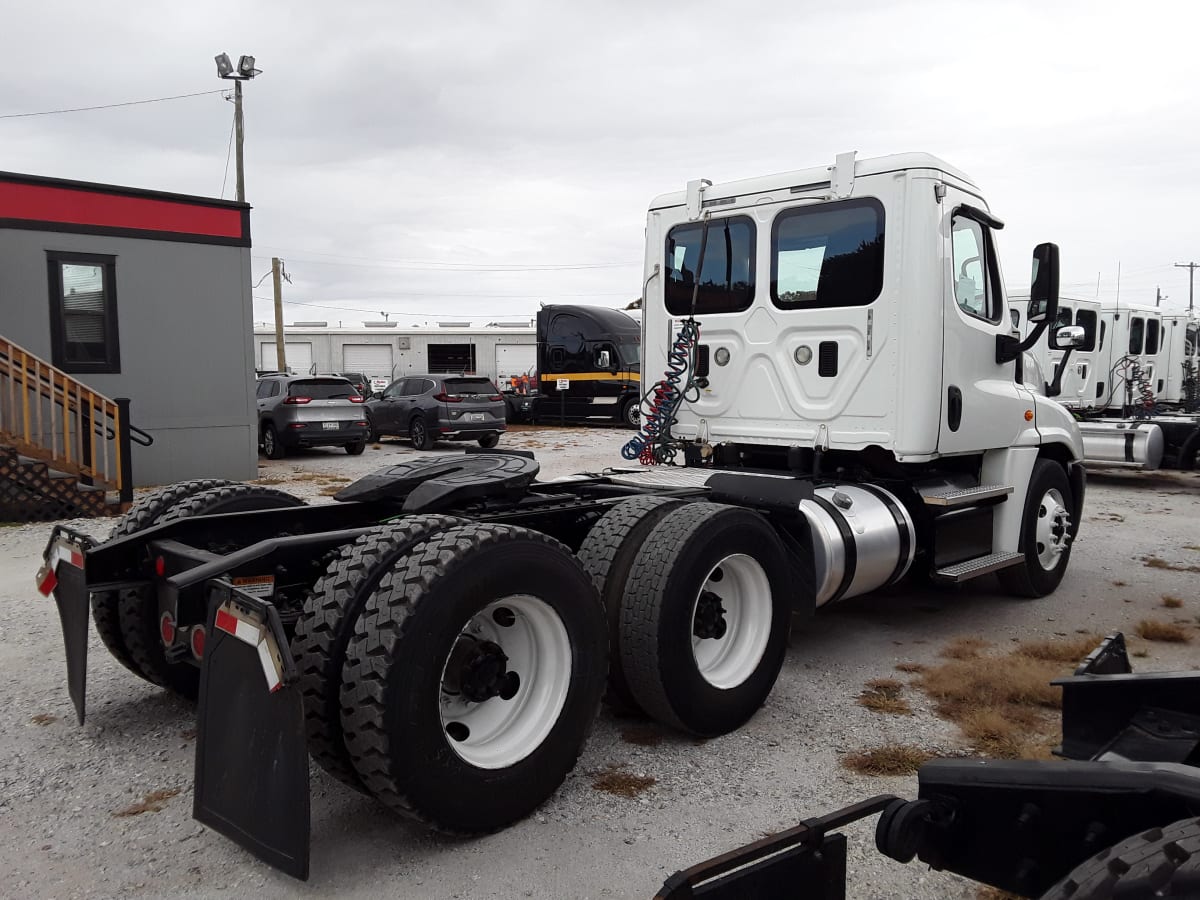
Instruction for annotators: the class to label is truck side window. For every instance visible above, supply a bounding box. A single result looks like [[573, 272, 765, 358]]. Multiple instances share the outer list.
[[1009, 309, 1020, 330], [1146, 319, 1160, 355], [771, 199, 884, 309], [665, 216, 755, 315], [950, 215, 999, 323], [1075, 309, 1097, 351], [1129, 318, 1145, 354]]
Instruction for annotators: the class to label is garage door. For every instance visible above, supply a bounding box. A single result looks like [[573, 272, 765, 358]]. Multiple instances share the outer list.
[[260, 341, 314, 374], [495, 344, 537, 390], [342, 343, 394, 377]]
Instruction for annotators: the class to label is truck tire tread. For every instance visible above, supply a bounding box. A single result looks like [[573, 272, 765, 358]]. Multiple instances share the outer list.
[[292, 515, 467, 790], [619, 502, 791, 736], [1040, 816, 1200, 899], [340, 523, 606, 833], [93, 479, 235, 681], [577, 495, 687, 713]]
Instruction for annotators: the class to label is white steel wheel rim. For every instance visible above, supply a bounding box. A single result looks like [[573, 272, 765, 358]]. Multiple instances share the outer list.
[[439, 595, 572, 769], [1034, 487, 1070, 570], [690, 553, 772, 689]]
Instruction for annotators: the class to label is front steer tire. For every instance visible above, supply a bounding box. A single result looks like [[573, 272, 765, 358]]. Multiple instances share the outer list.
[[117, 484, 306, 698], [998, 458, 1076, 599], [1040, 816, 1200, 899], [619, 503, 792, 737], [577, 495, 688, 714], [292, 515, 467, 791], [92, 478, 235, 682], [339, 524, 607, 833]]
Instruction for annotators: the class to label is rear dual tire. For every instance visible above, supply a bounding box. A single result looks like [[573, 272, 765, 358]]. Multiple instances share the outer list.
[[338, 524, 607, 832]]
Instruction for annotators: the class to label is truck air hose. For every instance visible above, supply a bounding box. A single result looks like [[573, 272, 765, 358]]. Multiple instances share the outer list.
[[1128, 361, 1157, 417], [621, 317, 701, 464]]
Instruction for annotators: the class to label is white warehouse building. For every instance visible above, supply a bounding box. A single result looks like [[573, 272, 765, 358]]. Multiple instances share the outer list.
[[253, 320, 538, 390]]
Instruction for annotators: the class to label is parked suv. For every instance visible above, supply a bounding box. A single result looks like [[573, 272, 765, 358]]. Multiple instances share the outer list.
[[329, 372, 369, 398], [365, 374, 506, 449], [256, 375, 370, 458]]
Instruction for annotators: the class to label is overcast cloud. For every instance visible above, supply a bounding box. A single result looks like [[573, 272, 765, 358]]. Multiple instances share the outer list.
[[3, 0, 1198, 325]]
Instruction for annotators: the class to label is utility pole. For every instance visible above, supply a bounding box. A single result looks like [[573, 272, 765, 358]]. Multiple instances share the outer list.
[[233, 79, 245, 203], [272, 257, 286, 372], [1156, 286, 1166, 307], [1175, 262, 1198, 313]]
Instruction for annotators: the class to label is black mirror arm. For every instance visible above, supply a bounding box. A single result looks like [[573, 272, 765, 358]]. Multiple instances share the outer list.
[[1046, 345, 1074, 397]]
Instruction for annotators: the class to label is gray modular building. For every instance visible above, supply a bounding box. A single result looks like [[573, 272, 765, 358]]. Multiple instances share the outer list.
[[0, 171, 257, 488], [254, 323, 538, 390]]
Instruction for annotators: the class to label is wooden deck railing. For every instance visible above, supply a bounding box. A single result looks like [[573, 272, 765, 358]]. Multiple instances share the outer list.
[[0, 334, 136, 502]]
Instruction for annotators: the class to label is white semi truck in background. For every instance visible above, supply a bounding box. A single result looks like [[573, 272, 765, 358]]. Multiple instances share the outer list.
[[40, 151, 1086, 879], [1012, 294, 1199, 470]]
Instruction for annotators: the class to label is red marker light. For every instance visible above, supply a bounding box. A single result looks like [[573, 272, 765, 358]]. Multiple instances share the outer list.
[[190, 625, 206, 659], [155, 556, 165, 576], [159, 612, 176, 646]]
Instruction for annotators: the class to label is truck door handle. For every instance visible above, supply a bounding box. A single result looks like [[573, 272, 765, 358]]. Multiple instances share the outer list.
[[947, 386, 963, 432]]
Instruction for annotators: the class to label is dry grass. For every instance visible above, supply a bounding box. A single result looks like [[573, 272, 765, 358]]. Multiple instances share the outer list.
[[858, 678, 913, 715], [1185, 545, 1200, 552], [591, 767, 656, 798], [1136, 619, 1192, 643], [619, 725, 665, 747], [895, 661, 927, 674], [1145, 556, 1200, 574], [113, 788, 180, 818], [319, 486, 343, 496], [1162, 595, 1185, 609], [253, 476, 289, 485], [919, 654, 1063, 714], [842, 745, 934, 776], [939, 636, 991, 660], [1015, 633, 1101, 663], [30, 713, 57, 725], [1112, 579, 1128, 587], [978, 888, 1025, 900]]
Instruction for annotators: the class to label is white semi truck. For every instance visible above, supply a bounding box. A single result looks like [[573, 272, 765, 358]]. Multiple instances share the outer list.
[[39, 151, 1086, 879], [1012, 294, 1200, 469]]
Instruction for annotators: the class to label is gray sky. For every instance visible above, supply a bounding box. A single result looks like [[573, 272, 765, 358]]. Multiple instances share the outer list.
[[4, 0, 1199, 324]]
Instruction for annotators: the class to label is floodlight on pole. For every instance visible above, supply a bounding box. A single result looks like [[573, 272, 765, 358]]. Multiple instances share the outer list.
[[213, 50, 261, 204]]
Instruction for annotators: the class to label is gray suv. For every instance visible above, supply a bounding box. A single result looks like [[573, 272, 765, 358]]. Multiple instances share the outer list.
[[365, 374, 506, 450], [256, 375, 370, 458]]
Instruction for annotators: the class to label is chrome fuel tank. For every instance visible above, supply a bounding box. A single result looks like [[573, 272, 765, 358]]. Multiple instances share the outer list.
[[798, 484, 916, 607], [1079, 420, 1164, 470]]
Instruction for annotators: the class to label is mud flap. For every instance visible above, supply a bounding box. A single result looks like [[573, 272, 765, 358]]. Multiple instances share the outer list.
[[38, 526, 95, 725], [193, 582, 310, 880]]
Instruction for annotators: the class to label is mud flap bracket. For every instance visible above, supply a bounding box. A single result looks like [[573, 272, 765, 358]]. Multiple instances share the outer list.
[[193, 581, 309, 880]]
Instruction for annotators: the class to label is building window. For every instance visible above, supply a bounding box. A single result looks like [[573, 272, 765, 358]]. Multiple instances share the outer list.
[[428, 343, 476, 373], [666, 216, 756, 315], [47, 252, 120, 373], [772, 199, 884, 310]]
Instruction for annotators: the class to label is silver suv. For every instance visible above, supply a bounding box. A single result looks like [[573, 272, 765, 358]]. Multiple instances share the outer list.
[[255, 375, 369, 458], [365, 374, 506, 450]]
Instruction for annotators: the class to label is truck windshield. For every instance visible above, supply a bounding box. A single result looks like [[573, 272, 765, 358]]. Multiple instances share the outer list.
[[289, 379, 356, 399]]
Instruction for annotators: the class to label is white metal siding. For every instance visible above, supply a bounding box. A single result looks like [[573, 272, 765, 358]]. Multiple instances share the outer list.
[[494, 344, 537, 389], [342, 343, 394, 376], [260, 341, 314, 373]]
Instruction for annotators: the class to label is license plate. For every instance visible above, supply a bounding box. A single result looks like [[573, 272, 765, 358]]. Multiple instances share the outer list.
[[322, 421, 339, 430], [467, 413, 485, 422]]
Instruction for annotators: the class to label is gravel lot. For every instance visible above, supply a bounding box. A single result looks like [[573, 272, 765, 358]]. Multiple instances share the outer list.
[[3, 426, 1199, 900]]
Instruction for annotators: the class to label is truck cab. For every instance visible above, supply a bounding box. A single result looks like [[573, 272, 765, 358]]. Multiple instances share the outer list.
[[640, 152, 1085, 593]]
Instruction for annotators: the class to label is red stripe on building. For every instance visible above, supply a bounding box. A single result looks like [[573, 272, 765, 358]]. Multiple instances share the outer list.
[[0, 181, 244, 239]]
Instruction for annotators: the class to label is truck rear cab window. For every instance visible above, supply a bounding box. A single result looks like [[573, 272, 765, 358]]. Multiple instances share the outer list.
[[1075, 309, 1097, 351], [665, 216, 755, 315], [771, 199, 884, 309], [951, 214, 1001, 323], [1146, 319, 1160, 355], [1129, 317, 1144, 354]]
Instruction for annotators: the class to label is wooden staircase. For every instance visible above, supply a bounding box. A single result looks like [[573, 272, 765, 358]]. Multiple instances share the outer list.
[[0, 334, 142, 521]]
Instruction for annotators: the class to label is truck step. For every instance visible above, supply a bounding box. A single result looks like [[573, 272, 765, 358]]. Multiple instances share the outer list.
[[922, 484, 1013, 507], [933, 551, 1024, 583]]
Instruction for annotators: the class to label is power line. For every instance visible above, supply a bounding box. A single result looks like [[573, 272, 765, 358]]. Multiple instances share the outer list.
[[251, 295, 626, 316], [250, 249, 638, 271], [0, 88, 226, 120]]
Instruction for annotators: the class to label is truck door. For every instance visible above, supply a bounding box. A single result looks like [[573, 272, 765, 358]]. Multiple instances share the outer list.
[[938, 197, 1034, 453], [542, 311, 594, 417]]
